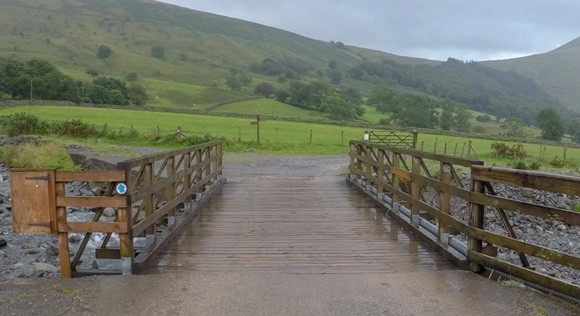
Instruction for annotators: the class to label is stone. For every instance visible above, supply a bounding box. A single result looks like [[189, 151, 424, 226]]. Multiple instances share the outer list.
[[69, 234, 82, 243], [558, 224, 567, 231], [21, 241, 40, 249], [555, 197, 569, 209], [33, 262, 57, 273], [521, 188, 535, 198], [547, 241, 560, 250], [0, 238, 7, 248], [535, 225, 544, 234], [18, 263, 36, 277], [103, 207, 117, 217], [0, 249, 6, 257], [46, 245, 59, 257]]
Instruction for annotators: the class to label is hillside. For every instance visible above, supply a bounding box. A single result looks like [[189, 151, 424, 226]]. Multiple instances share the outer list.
[[484, 36, 580, 112], [0, 0, 578, 124]]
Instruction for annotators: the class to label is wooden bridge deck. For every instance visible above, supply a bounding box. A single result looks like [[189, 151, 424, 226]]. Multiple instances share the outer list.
[[147, 166, 455, 274]]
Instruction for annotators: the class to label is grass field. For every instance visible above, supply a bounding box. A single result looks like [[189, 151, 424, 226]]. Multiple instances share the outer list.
[[212, 98, 322, 118], [0, 105, 578, 172]]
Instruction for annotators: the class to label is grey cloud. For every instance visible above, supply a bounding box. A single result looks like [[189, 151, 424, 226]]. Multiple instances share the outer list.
[[158, 0, 580, 61]]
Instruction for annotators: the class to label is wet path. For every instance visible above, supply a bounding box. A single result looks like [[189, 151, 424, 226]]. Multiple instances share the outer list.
[[148, 172, 455, 274]]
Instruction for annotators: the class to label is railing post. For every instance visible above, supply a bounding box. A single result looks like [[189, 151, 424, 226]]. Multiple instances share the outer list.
[[118, 206, 132, 275], [376, 148, 385, 198], [438, 162, 452, 245], [55, 178, 72, 278], [184, 152, 192, 202], [166, 156, 176, 223], [392, 153, 400, 210], [468, 177, 485, 272], [411, 156, 421, 226], [143, 163, 155, 237]]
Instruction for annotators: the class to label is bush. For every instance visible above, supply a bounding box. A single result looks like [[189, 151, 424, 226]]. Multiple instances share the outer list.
[[97, 45, 113, 59], [550, 156, 565, 168], [126, 72, 138, 81], [476, 115, 492, 122], [49, 119, 97, 138], [0, 142, 77, 170], [0, 112, 48, 136], [529, 161, 541, 170], [151, 46, 165, 59], [491, 142, 528, 159]]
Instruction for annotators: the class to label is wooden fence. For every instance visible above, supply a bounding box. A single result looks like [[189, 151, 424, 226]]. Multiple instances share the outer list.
[[367, 130, 418, 148], [347, 140, 580, 300], [11, 141, 224, 277]]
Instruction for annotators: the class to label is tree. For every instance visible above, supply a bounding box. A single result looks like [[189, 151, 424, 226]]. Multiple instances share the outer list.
[[226, 69, 252, 91], [151, 46, 165, 59], [254, 82, 276, 98], [97, 45, 112, 59], [321, 94, 362, 121], [566, 118, 580, 143], [500, 117, 526, 138], [536, 108, 564, 141], [127, 84, 148, 106]]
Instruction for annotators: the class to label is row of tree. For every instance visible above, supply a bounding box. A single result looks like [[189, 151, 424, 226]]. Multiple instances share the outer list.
[[0, 58, 148, 106], [367, 86, 471, 131]]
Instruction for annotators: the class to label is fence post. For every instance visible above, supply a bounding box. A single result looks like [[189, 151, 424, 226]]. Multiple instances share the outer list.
[[563, 146, 568, 162], [468, 177, 485, 272], [438, 163, 452, 245], [392, 153, 401, 209], [412, 130, 418, 149], [434, 137, 438, 154], [118, 206, 132, 275], [143, 163, 155, 236], [453, 143, 458, 157], [310, 129, 313, 145], [411, 156, 421, 226], [341, 130, 344, 145], [56, 178, 72, 278], [238, 127, 241, 142], [376, 148, 385, 197]]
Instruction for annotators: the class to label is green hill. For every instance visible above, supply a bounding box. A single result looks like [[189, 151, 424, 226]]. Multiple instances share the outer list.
[[0, 0, 578, 124], [484, 37, 580, 113]]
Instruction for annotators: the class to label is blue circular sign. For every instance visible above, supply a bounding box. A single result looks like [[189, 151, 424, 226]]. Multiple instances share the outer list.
[[115, 183, 128, 195]]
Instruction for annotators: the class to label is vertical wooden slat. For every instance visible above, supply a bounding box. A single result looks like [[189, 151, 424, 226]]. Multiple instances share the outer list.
[[411, 156, 421, 226], [376, 148, 385, 195], [392, 153, 400, 207], [166, 157, 176, 217], [468, 178, 485, 272], [143, 163, 154, 235], [118, 206, 132, 275], [184, 152, 192, 202], [56, 181, 72, 278], [438, 162, 452, 242]]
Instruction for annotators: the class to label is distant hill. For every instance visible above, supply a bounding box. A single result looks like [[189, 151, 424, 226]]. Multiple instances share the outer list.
[[484, 37, 580, 113], [0, 0, 578, 123]]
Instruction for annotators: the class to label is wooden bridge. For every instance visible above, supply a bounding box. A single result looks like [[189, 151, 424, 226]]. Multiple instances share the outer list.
[[9, 139, 580, 309]]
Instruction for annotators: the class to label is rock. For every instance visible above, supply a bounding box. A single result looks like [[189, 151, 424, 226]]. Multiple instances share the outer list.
[[0, 174, 4, 182], [485, 212, 497, 221], [521, 188, 535, 198], [17, 263, 36, 277], [33, 262, 57, 273], [547, 241, 560, 250], [535, 225, 544, 234], [558, 224, 567, 231], [0, 217, 12, 226], [0, 238, 7, 248], [555, 197, 569, 209], [103, 207, 117, 217], [21, 241, 40, 249], [45, 245, 59, 257], [0, 249, 6, 257], [69, 235, 82, 243]]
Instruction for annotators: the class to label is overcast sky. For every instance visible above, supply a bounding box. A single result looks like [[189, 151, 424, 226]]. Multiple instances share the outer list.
[[157, 0, 580, 61]]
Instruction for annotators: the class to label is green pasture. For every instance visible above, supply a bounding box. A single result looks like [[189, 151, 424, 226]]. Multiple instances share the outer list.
[[212, 98, 321, 118], [0, 106, 578, 172]]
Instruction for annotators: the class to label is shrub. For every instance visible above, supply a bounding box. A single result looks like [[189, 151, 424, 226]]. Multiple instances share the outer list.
[[529, 161, 541, 170], [97, 45, 113, 59], [0, 112, 48, 136], [491, 142, 528, 159], [49, 119, 97, 138], [0, 142, 77, 170], [550, 156, 565, 168]]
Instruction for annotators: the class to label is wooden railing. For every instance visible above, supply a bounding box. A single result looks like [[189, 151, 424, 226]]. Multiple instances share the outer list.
[[11, 141, 224, 277], [118, 141, 223, 272], [348, 140, 580, 299]]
